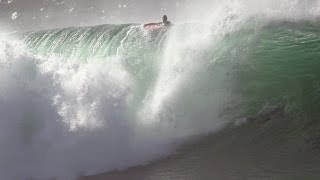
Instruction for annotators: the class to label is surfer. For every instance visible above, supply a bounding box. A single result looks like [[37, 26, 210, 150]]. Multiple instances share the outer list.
[[161, 15, 171, 26], [143, 15, 171, 29]]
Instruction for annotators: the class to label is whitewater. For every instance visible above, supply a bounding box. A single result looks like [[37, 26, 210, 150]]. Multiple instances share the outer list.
[[2, 0, 320, 179]]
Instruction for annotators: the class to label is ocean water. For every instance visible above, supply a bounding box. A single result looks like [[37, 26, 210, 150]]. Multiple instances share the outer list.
[[2, 0, 320, 179]]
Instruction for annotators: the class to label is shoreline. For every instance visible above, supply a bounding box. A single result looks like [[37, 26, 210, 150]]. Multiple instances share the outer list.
[[79, 121, 320, 180]]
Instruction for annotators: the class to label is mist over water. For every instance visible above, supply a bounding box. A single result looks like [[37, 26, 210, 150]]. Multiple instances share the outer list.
[[1, 0, 320, 31], [0, 0, 197, 31], [1, 0, 320, 180]]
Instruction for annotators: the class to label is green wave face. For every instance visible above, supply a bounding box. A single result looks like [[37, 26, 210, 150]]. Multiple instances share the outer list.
[[234, 23, 320, 118], [22, 24, 169, 62], [22, 24, 173, 110], [8, 18, 320, 180], [23, 25, 165, 82], [22, 22, 320, 123]]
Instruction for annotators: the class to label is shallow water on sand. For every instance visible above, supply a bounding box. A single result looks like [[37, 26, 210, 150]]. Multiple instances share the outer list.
[[82, 115, 320, 180]]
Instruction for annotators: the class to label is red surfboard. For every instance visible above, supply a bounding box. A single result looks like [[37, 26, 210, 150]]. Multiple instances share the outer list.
[[143, 23, 163, 30]]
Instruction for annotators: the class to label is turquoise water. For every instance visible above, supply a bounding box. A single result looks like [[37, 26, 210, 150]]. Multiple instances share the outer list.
[[21, 21, 320, 146], [2, 17, 320, 179]]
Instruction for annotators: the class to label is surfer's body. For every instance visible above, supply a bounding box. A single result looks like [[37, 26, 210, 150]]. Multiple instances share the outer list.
[[143, 15, 171, 29]]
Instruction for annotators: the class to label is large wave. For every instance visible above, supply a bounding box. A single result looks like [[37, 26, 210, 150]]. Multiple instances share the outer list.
[[2, 0, 320, 179]]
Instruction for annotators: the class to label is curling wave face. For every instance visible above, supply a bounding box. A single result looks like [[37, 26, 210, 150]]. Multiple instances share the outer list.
[[2, 1, 320, 179]]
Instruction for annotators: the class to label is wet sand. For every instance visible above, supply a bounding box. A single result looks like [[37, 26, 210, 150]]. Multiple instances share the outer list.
[[80, 136, 320, 180], [80, 120, 320, 180], [79, 136, 237, 180]]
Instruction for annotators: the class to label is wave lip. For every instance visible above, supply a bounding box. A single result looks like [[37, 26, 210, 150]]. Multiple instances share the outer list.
[[3, 0, 320, 179]]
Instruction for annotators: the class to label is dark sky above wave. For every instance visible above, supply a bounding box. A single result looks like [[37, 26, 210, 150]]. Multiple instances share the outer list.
[[0, 0, 198, 31]]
